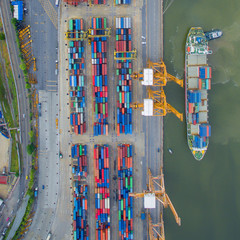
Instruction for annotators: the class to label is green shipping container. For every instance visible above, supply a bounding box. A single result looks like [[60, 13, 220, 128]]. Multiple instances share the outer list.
[[79, 145, 82, 156], [119, 92, 122, 104], [103, 104, 105, 115], [130, 177, 133, 189], [104, 18, 107, 29], [118, 210, 121, 220], [121, 199, 124, 211], [95, 103, 98, 115]]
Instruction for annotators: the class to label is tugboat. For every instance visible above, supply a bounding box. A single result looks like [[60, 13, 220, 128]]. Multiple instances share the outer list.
[[204, 29, 223, 41]]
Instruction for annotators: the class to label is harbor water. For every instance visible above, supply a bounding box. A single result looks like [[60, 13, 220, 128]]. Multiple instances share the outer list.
[[163, 0, 240, 239]]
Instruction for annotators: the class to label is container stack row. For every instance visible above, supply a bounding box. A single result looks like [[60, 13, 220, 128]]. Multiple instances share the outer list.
[[91, 17, 109, 136], [68, 19, 86, 135], [92, 0, 106, 4], [94, 145, 110, 240], [115, 0, 131, 4], [71, 144, 87, 181], [73, 184, 89, 240], [115, 17, 133, 135], [71, 144, 89, 240], [63, 0, 88, 6], [117, 144, 133, 240]]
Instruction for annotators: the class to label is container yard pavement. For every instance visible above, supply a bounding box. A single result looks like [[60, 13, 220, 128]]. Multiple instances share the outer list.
[[56, 1, 158, 240], [27, 0, 163, 239]]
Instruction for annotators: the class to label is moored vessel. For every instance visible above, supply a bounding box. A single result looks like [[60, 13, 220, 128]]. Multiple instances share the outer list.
[[185, 27, 212, 161], [204, 29, 223, 41]]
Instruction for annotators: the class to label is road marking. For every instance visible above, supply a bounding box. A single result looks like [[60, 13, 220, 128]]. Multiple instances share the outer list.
[[46, 84, 57, 87], [47, 80, 57, 83], [35, 30, 38, 33], [48, 89, 57, 92], [40, 22, 45, 24], [35, 22, 39, 24]]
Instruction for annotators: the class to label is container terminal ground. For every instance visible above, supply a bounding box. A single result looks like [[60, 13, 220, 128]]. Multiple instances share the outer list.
[[23, 0, 164, 239]]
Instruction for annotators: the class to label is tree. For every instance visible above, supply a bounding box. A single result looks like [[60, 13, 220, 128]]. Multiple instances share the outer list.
[[28, 130, 35, 143], [19, 62, 27, 71], [0, 33, 5, 40], [25, 83, 31, 89], [11, 18, 17, 27], [27, 143, 35, 155]]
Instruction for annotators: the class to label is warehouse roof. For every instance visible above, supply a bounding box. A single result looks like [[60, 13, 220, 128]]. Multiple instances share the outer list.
[[11, 1, 23, 21]]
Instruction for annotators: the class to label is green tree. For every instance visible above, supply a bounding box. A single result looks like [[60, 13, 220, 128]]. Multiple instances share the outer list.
[[19, 62, 27, 71], [11, 18, 17, 26], [25, 83, 31, 89], [0, 33, 5, 40], [28, 130, 35, 143], [26, 143, 35, 155]]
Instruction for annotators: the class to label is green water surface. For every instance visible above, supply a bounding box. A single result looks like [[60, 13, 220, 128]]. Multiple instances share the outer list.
[[163, 0, 240, 239]]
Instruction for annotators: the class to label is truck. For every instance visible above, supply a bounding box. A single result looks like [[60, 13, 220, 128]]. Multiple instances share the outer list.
[[46, 233, 52, 240], [34, 187, 38, 197]]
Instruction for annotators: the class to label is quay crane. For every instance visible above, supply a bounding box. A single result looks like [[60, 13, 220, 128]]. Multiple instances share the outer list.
[[148, 213, 165, 240], [131, 87, 183, 121], [131, 59, 183, 87], [130, 168, 181, 226]]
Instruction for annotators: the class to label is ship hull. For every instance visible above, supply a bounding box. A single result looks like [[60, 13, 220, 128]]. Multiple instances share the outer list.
[[185, 27, 211, 161]]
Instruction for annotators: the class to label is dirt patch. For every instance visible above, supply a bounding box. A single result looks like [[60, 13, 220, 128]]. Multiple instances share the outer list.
[[0, 134, 10, 173], [0, 183, 8, 199]]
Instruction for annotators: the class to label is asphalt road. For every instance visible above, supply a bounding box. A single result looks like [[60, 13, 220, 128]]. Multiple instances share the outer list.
[[23, 0, 60, 239], [26, 91, 60, 240], [142, 0, 164, 236], [0, 0, 31, 233]]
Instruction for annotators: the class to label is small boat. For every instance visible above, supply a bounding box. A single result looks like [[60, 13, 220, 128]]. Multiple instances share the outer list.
[[168, 148, 173, 154], [204, 29, 223, 41]]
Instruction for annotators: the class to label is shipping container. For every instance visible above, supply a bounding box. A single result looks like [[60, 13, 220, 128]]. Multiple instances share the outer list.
[[117, 144, 133, 239], [94, 145, 110, 239], [115, 18, 133, 136]]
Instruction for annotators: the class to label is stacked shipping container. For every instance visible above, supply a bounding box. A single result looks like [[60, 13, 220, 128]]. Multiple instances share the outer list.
[[68, 19, 86, 135], [92, 0, 106, 4], [72, 144, 89, 240], [63, 0, 88, 6], [118, 144, 133, 240], [94, 145, 110, 240], [91, 18, 109, 136], [115, 0, 131, 4], [71, 144, 87, 180], [115, 17, 133, 136]]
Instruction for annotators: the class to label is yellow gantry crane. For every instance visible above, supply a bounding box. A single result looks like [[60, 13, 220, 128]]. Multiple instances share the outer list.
[[148, 213, 165, 240], [33, 58, 37, 71], [130, 168, 181, 226], [131, 59, 183, 87], [131, 87, 183, 121], [65, 31, 89, 41]]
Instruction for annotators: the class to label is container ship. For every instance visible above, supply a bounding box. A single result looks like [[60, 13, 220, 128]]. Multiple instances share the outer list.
[[185, 27, 212, 161]]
